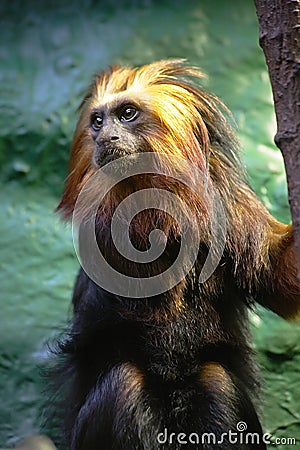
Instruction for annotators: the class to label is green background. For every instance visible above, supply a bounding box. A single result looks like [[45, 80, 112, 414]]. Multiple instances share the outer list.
[[0, 0, 299, 448]]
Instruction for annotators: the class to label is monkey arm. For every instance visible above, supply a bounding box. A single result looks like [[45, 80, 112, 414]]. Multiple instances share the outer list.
[[258, 222, 300, 320]]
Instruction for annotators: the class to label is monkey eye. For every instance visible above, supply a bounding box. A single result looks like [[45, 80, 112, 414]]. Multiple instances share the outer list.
[[91, 114, 103, 131], [119, 105, 138, 122]]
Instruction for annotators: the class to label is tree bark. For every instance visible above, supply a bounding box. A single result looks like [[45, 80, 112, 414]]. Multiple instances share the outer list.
[[254, 0, 300, 279]]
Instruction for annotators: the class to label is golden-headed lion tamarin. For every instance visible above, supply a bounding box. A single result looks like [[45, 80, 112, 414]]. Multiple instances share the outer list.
[[53, 59, 300, 450]]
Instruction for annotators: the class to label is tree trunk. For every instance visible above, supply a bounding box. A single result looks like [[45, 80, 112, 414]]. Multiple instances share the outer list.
[[254, 0, 300, 279]]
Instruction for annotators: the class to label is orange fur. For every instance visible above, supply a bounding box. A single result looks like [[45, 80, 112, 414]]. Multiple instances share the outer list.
[[53, 60, 300, 450], [58, 59, 300, 319]]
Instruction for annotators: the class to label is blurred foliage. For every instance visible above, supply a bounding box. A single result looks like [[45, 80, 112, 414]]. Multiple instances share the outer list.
[[0, 0, 299, 448]]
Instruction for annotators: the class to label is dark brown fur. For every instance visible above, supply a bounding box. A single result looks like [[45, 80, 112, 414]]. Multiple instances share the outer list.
[[53, 60, 300, 450]]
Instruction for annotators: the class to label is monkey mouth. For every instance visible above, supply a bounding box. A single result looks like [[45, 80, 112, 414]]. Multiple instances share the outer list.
[[94, 145, 123, 166], [93, 146, 138, 171], [93, 150, 116, 167]]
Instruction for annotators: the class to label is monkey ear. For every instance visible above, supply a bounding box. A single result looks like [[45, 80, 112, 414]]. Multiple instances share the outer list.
[[258, 223, 300, 321]]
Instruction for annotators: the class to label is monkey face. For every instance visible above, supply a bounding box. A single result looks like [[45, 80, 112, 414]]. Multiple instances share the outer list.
[[57, 60, 236, 219], [89, 102, 148, 168]]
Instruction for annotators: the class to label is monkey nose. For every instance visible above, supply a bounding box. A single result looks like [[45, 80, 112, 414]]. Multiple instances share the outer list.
[[96, 134, 119, 144]]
